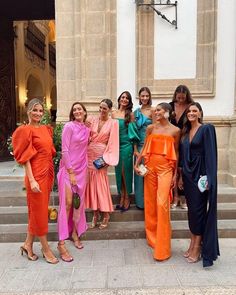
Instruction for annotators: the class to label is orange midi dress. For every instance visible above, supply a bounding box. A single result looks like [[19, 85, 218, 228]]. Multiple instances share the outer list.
[[142, 134, 177, 260], [12, 125, 55, 236]]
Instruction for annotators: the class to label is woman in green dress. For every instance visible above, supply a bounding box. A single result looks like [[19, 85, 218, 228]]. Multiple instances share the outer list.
[[134, 87, 153, 209], [112, 91, 139, 211]]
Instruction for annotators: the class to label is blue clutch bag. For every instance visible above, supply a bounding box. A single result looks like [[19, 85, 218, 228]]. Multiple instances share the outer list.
[[93, 157, 107, 169]]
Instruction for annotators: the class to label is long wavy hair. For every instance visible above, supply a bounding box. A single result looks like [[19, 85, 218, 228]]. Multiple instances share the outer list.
[[138, 86, 152, 106], [69, 102, 87, 122], [117, 91, 133, 125], [181, 102, 203, 140], [172, 85, 193, 104]]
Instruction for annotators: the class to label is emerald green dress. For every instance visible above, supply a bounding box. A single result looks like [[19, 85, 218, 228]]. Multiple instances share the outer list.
[[134, 108, 152, 208], [115, 118, 140, 195]]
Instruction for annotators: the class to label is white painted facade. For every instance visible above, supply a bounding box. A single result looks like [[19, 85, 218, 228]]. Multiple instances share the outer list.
[[117, 0, 236, 116]]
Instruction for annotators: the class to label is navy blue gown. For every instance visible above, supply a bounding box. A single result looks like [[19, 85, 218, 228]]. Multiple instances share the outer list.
[[180, 124, 220, 267]]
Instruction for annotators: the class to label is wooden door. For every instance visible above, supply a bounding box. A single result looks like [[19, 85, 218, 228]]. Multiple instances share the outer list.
[[0, 18, 16, 161]]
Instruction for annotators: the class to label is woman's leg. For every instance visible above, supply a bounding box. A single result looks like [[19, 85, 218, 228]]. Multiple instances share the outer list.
[[187, 234, 202, 262], [144, 168, 157, 249], [120, 167, 130, 211], [99, 211, 110, 229], [154, 166, 172, 261], [64, 185, 83, 249], [40, 235, 59, 264], [20, 232, 38, 261], [183, 232, 194, 257], [171, 186, 180, 209], [89, 210, 100, 229]]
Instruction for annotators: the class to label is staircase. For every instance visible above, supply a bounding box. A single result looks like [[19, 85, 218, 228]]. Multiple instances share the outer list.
[[0, 162, 236, 242]]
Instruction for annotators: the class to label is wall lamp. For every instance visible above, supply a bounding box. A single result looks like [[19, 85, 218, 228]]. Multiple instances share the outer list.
[[135, 0, 178, 29]]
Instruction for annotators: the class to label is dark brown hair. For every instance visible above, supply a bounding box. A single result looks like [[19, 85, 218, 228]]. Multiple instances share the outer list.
[[157, 102, 173, 121], [172, 85, 193, 104], [118, 91, 133, 125], [138, 87, 152, 106], [181, 102, 203, 140], [69, 102, 87, 122], [100, 98, 113, 109]]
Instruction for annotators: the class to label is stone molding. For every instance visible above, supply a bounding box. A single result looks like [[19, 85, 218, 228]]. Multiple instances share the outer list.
[[136, 0, 217, 99]]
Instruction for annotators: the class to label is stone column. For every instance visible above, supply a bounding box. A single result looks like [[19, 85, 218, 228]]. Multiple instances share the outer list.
[[227, 19, 236, 187], [56, 0, 116, 121]]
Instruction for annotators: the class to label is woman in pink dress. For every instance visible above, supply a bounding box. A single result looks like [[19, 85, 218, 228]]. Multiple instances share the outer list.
[[57, 102, 90, 262], [85, 99, 119, 229]]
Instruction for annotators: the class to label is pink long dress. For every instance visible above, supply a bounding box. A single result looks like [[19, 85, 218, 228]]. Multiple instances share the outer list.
[[85, 117, 119, 212], [57, 121, 90, 241]]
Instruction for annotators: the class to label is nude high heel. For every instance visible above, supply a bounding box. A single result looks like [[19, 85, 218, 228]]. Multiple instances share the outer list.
[[20, 245, 38, 261]]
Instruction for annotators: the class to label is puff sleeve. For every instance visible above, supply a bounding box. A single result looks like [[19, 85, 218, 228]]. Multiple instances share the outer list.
[[12, 125, 37, 165], [103, 119, 119, 166], [128, 122, 140, 143], [45, 125, 56, 157]]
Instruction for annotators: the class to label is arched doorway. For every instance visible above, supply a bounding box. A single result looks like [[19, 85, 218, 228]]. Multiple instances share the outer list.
[[0, 0, 55, 160]]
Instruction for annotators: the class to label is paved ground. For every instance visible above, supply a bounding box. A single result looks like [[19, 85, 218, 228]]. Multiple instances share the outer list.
[[0, 238, 236, 294]]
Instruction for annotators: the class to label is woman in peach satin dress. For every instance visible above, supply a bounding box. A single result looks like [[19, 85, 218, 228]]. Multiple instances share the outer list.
[[134, 103, 180, 261], [85, 99, 119, 229], [12, 98, 58, 264]]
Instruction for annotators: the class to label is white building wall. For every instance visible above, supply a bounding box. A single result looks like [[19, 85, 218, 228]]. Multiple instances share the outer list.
[[154, 0, 197, 80], [117, 0, 136, 100], [117, 0, 236, 116]]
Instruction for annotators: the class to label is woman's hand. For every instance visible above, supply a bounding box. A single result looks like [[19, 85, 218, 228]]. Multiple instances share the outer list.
[[84, 120, 91, 128], [69, 172, 77, 186], [178, 175, 184, 190], [30, 179, 41, 193], [134, 151, 140, 158], [134, 165, 141, 176], [171, 174, 177, 189]]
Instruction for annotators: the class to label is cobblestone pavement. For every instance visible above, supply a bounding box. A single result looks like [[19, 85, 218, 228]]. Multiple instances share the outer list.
[[0, 239, 236, 295]]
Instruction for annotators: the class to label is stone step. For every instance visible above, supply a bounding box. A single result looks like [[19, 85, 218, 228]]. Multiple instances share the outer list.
[[0, 203, 236, 224], [0, 219, 236, 242], [1, 186, 236, 206]]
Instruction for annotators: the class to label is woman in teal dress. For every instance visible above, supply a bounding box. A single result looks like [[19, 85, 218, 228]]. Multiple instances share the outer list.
[[134, 87, 153, 209], [112, 91, 139, 211]]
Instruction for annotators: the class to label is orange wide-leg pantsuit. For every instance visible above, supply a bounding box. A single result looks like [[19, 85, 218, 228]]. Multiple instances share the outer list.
[[142, 134, 176, 261]]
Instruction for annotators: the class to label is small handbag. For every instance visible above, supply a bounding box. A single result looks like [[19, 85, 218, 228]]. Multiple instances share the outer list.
[[73, 192, 81, 209], [93, 156, 107, 169], [198, 175, 208, 193], [138, 164, 149, 177]]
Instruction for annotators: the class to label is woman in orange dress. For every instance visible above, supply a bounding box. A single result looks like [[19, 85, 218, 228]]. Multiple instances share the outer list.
[[12, 98, 58, 264], [134, 103, 180, 261]]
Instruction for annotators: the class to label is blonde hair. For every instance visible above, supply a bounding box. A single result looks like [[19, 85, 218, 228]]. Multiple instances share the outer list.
[[27, 98, 44, 114]]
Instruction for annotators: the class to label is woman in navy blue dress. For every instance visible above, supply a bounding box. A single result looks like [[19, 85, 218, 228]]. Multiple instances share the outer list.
[[178, 102, 219, 267]]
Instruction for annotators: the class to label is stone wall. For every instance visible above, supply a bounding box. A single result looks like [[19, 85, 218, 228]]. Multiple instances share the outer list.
[[56, 0, 116, 121]]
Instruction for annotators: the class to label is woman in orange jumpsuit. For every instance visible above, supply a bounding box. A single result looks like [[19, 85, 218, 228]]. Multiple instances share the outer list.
[[12, 98, 58, 264], [134, 103, 180, 261]]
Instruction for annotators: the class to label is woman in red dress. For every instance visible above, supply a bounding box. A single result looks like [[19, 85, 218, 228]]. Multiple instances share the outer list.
[[12, 98, 58, 264]]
